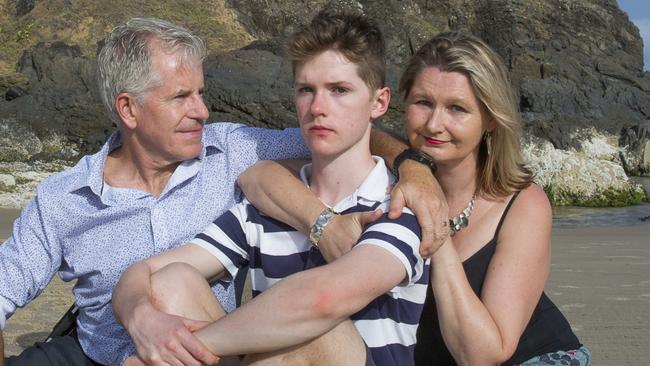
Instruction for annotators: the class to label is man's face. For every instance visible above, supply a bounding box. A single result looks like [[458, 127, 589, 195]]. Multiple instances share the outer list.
[[130, 46, 209, 165], [293, 50, 382, 159]]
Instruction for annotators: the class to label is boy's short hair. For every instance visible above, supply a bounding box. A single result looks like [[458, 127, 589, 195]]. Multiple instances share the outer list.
[[287, 9, 386, 91]]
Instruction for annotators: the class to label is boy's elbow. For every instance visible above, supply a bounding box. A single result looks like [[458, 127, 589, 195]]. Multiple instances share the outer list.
[[303, 275, 360, 321]]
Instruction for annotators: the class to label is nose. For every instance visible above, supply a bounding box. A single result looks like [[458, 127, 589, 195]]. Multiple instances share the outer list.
[[425, 107, 445, 133], [309, 91, 327, 117], [189, 93, 210, 122]]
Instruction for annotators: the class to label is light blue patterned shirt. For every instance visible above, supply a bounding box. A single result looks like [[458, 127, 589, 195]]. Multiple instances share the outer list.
[[0, 122, 309, 365]]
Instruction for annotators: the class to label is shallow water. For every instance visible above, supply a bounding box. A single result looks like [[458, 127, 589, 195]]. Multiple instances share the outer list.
[[552, 177, 650, 228]]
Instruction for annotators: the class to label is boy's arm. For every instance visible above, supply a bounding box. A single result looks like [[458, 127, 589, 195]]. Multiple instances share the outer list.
[[238, 161, 381, 262], [370, 128, 448, 257], [194, 244, 408, 356], [112, 244, 225, 366]]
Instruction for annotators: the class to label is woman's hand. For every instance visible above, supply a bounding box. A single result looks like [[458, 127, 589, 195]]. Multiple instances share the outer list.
[[388, 159, 448, 257]]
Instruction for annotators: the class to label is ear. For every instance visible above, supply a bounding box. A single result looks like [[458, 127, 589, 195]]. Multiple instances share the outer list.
[[486, 117, 497, 132], [370, 87, 391, 120], [115, 92, 139, 130]]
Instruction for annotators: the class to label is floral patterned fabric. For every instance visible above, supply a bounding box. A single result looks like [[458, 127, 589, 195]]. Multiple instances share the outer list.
[[516, 346, 592, 366]]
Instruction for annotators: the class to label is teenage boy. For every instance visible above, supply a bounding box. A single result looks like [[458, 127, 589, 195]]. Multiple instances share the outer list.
[[113, 10, 427, 366]]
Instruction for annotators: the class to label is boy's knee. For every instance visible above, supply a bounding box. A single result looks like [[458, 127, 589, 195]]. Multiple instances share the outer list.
[[243, 320, 366, 366], [150, 262, 213, 314]]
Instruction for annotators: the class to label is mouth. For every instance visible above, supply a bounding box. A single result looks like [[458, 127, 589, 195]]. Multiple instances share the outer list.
[[308, 125, 335, 134], [177, 126, 203, 138], [423, 136, 448, 145]]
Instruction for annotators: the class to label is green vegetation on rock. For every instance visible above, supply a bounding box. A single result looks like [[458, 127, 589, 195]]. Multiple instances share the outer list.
[[0, 0, 255, 78], [544, 184, 648, 207]]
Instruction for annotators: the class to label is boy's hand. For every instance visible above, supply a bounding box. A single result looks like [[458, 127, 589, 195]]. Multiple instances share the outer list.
[[388, 159, 448, 257], [126, 303, 219, 366], [318, 210, 383, 262]]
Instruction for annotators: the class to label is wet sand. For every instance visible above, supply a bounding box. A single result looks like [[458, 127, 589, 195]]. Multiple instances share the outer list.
[[1, 207, 649, 363]]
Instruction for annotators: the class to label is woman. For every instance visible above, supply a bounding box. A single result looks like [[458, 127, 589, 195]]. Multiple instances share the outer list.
[[401, 32, 590, 365]]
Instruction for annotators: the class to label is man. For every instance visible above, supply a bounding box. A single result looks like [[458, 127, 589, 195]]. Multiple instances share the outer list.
[[113, 10, 428, 366], [0, 18, 310, 366]]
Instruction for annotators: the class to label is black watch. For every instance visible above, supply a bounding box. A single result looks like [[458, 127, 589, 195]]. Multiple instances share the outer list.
[[392, 148, 437, 181]]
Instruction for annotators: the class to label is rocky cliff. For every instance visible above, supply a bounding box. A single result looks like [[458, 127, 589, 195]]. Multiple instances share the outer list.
[[0, 0, 649, 207]]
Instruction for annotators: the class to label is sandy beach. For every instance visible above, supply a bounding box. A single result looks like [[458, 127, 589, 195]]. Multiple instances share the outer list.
[[1, 207, 649, 364]]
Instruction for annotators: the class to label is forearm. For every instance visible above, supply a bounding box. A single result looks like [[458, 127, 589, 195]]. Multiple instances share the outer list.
[[238, 160, 324, 235], [195, 269, 349, 356], [430, 243, 510, 365], [369, 127, 408, 170], [112, 262, 156, 330]]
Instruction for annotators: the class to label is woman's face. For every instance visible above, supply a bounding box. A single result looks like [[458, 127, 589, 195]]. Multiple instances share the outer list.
[[405, 66, 494, 169]]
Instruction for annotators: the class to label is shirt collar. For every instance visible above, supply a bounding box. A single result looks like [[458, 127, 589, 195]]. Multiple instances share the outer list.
[[68, 126, 224, 196], [299, 156, 394, 212]]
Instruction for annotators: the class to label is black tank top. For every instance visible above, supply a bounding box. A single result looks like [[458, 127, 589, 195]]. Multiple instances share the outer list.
[[414, 192, 581, 365]]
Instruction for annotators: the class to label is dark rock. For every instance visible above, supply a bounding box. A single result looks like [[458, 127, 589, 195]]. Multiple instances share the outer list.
[[620, 122, 650, 175], [0, 0, 648, 175], [7, 41, 112, 161], [14, 0, 37, 16], [5, 86, 27, 101], [204, 40, 298, 129]]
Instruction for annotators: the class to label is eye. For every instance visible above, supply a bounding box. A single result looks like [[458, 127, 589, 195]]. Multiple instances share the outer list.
[[332, 86, 348, 94], [296, 86, 313, 94], [174, 91, 190, 100], [449, 104, 467, 113], [415, 100, 432, 107]]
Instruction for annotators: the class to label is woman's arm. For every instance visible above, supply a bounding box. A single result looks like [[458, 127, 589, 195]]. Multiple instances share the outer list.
[[431, 185, 552, 365]]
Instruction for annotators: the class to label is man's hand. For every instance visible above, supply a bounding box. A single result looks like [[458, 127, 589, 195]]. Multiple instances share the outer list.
[[126, 302, 218, 366], [317, 210, 383, 262], [388, 159, 448, 257]]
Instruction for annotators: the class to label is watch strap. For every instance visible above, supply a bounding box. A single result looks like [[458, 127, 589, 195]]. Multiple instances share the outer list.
[[392, 148, 437, 180]]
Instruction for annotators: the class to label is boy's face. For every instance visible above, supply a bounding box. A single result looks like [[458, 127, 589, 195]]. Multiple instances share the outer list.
[[293, 50, 388, 158]]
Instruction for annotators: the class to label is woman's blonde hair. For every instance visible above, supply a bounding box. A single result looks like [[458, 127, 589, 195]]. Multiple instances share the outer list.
[[399, 31, 532, 197]]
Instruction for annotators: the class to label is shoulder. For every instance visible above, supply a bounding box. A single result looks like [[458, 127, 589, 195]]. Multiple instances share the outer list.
[[202, 122, 247, 145], [36, 153, 99, 197], [364, 209, 421, 242], [508, 184, 551, 222], [497, 184, 552, 250]]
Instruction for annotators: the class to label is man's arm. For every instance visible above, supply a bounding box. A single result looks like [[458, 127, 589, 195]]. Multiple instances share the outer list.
[[370, 127, 448, 257], [241, 128, 447, 259], [194, 244, 407, 356], [113, 244, 225, 366], [238, 161, 381, 262]]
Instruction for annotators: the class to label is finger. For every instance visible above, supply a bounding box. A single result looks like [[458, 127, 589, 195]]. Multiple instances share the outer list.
[[179, 330, 220, 365], [357, 209, 382, 227], [413, 207, 435, 256], [124, 356, 147, 366], [166, 344, 205, 366], [182, 318, 212, 332], [388, 187, 406, 219]]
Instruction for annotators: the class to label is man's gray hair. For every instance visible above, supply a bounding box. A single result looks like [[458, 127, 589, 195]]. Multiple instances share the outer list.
[[97, 17, 207, 124]]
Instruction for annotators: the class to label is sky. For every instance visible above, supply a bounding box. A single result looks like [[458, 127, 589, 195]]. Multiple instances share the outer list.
[[617, 0, 650, 71]]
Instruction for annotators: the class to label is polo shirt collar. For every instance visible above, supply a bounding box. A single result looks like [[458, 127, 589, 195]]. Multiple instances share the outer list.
[[299, 156, 394, 212]]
